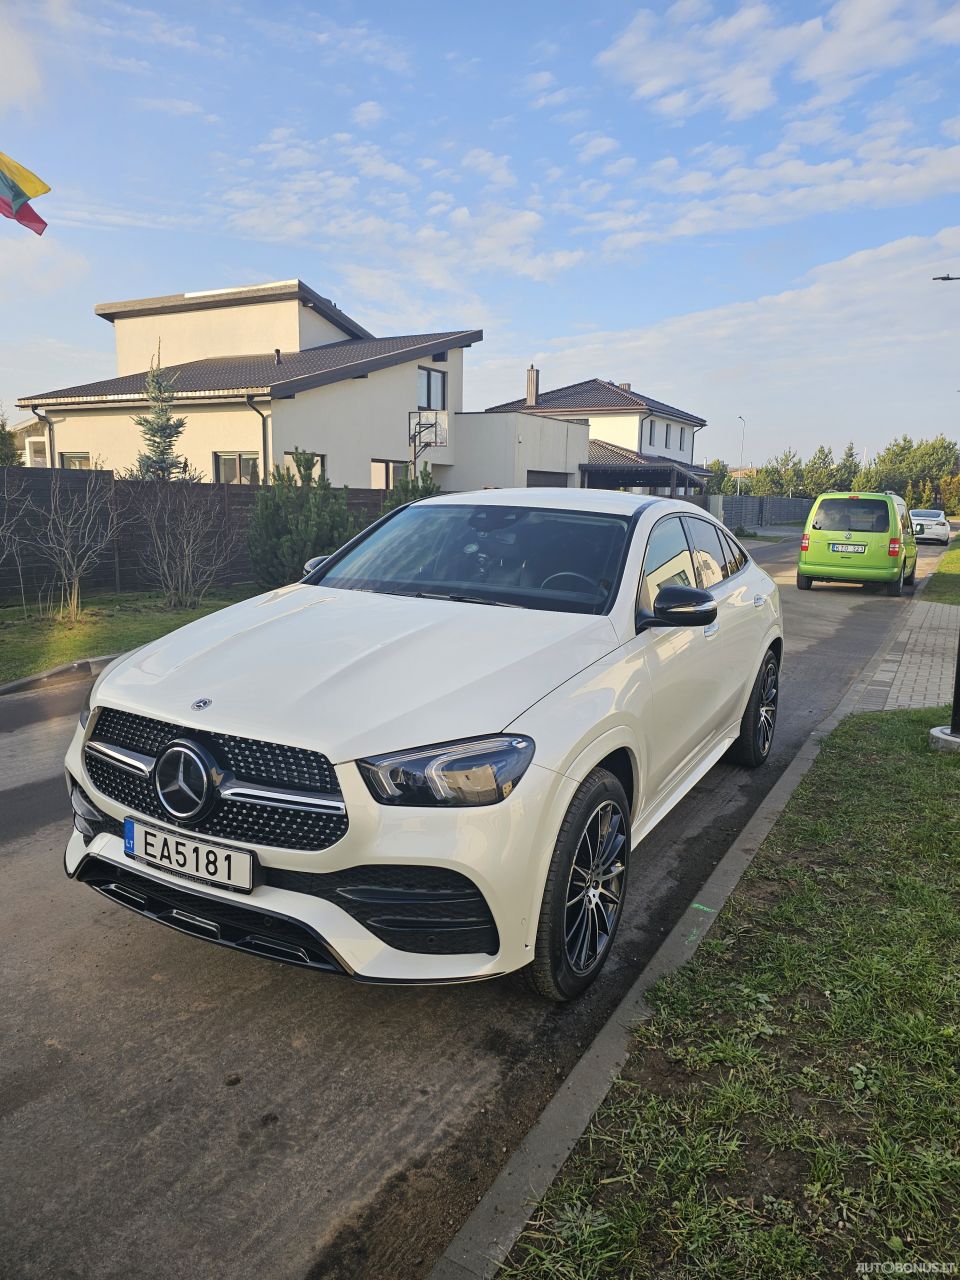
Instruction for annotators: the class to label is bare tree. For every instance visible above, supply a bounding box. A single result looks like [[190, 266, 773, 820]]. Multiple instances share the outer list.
[[29, 471, 126, 622], [138, 481, 243, 608]]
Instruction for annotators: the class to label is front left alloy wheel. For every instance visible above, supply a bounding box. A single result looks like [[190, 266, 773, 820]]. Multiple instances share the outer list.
[[524, 767, 630, 1002], [731, 648, 780, 768]]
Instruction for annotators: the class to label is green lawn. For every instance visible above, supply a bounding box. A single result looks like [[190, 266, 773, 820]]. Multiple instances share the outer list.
[[0, 587, 260, 684], [506, 707, 960, 1280], [922, 534, 960, 605]]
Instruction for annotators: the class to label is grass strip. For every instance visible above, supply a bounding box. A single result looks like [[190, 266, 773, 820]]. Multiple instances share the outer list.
[[0, 588, 259, 684], [922, 534, 960, 605], [506, 707, 960, 1279]]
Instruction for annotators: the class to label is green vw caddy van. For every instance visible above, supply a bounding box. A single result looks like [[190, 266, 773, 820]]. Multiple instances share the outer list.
[[797, 492, 918, 595]]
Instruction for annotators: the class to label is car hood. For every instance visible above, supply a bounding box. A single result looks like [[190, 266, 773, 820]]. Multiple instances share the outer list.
[[96, 585, 621, 761]]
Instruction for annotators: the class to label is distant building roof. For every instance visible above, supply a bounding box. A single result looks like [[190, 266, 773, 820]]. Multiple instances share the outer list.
[[584, 438, 712, 481], [18, 330, 482, 407], [487, 377, 706, 426], [94, 278, 373, 341]]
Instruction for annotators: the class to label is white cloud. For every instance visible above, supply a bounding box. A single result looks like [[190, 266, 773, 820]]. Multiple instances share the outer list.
[[574, 132, 619, 162], [596, 0, 959, 122], [351, 100, 384, 128], [468, 226, 960, 459], [462, 148, 516, 188], [251, 15, 410, 73], [136, 97, 219, 123]]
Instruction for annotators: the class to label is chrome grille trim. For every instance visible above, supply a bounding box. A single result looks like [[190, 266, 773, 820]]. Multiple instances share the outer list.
[[218, 779, 346, 815], [84, 740, 155, 777]]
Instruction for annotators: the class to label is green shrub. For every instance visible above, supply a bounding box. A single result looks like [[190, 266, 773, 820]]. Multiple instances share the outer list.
[[247, 451, 361, 588]]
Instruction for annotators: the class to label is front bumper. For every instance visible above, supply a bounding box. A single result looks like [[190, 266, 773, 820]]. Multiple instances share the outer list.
[[65, 720, 571, 984]]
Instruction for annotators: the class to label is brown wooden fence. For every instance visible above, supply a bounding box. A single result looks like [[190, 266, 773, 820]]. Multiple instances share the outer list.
[[0, 468, 387, 605]]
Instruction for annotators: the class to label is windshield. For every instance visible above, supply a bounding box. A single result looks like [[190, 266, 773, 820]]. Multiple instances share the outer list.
[[911, 510, 942, 520], [813, 497, 890, 533], [316, 503, 632, 614]]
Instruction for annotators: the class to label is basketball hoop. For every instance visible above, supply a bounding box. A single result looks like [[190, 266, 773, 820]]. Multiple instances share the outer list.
[[408, 410, 448, 475]]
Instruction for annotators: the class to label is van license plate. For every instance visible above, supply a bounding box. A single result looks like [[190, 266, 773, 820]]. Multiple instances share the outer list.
[[830, 542, 866, 553], [123, 818, 254, 892]]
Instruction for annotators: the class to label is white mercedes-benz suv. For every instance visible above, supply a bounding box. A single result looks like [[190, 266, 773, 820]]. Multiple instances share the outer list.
[[64, 489, 782, 1000]]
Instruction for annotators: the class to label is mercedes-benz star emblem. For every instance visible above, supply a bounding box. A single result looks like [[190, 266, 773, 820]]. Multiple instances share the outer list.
[[154, 741, 214, 821], [191, 697, 212, 711]]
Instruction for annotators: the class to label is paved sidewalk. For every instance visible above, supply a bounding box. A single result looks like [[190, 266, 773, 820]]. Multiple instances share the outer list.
[[855, 598, 960, 711]]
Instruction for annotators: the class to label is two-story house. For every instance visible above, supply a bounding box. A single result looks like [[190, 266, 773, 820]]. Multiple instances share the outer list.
[[16, 279, 483, 489], [487, 368, 710, 495]]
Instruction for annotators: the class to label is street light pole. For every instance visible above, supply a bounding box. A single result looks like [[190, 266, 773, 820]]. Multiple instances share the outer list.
[[737, 415, 746, 495], [930, 272, 960, 749]]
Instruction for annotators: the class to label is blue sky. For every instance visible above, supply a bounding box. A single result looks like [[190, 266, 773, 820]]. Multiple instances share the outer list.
[[2, 0, 959, 464]]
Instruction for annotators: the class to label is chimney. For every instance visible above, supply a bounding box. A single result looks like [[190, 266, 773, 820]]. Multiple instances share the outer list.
[[274, 348, 282, 366], [525, 364, 539, 407], [618, 381, 631, 391]]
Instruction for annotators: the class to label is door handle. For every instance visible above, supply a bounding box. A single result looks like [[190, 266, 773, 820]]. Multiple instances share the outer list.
[[704, 621, 720, 637], [753, 594, 765, 608]]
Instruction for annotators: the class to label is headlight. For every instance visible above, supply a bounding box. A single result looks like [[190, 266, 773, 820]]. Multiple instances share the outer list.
[[79, 684, 93, 730], [358, 736, 535, 807]]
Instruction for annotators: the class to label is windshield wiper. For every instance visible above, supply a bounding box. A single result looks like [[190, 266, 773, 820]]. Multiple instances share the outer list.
[[414, 591, 520, 608]]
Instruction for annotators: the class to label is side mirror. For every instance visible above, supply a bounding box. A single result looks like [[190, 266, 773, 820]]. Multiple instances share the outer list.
[[637, 585, 717, 632], [302, 555, 328, 578]]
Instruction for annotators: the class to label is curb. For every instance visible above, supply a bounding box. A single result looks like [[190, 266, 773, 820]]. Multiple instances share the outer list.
[[0, 653, 120, 698], [428, 602, 905, 1280]]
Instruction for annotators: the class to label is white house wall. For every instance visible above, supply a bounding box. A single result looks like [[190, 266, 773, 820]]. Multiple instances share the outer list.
[[584, 413, 698, 464], [36, 402, 262, 477], [113, 299, 306, 375], [270, 347, 464, 488], [446, 412, 588, 491]]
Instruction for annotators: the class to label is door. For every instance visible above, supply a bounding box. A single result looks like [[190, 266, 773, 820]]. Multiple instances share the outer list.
[[624, 514, 723, 803], [685, 517, 762, 730]]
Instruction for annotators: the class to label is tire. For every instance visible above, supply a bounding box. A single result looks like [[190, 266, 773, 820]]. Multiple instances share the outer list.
[[905, 558, 917, 586], [886, 563, 905, 597], [730, 648, 780, 768], [796, 571, 812, 591], [524, 768, 630, 1002]]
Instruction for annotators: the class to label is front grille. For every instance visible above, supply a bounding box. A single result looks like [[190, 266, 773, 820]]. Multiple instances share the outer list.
[[265, 864, 500, 955], [92, 708, 340, 794], [76, 856, 343, 973], [86, 708, 347, 852], [84, 752, 347, 852]]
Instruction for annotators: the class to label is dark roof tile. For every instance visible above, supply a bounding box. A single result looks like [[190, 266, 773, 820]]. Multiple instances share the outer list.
[[19, 331, 481, 405], [487, 377, 705, 426]]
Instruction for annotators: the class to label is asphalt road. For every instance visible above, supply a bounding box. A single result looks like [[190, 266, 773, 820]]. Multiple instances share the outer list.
[[0, 540, 948, 1280]]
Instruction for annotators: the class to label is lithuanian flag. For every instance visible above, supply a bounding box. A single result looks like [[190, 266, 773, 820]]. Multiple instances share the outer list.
[[0, 151, 51, 237]]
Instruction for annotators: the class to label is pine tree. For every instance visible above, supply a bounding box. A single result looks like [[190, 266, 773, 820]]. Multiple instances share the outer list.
[[132, 355, 188, 480], [803, 445, 834, 498], [383, 463, 442, 511], [247, 450, 361, 587], [920, 478, 935, 509], [0, 405, 22, 467], [833, 442, 859, 490], [903, 480, 915, 510]]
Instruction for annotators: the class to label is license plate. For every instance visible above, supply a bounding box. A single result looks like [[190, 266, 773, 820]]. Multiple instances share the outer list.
[[830, 542, 866, 553], [123, 818, 254, 893]]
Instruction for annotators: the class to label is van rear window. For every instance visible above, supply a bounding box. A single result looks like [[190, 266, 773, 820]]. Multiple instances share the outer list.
[[812, 498, 890, 533]]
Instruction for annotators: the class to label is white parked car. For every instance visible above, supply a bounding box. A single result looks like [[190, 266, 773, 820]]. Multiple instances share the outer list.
[[910, 509, 952, 545], [64, 490, 783, 1000]]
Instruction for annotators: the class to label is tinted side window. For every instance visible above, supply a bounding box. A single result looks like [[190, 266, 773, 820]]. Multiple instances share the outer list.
[[638, 517, 696, 613], [686, 518, 727, 588], [725, 532, 749, 572], [717, 529, 742, 577]]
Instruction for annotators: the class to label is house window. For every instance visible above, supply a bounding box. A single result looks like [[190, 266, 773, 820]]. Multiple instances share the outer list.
[[26, 437, 49, 467], [283, 452, 326, 480], [648, 419, 656, 447], [418, 366, 446, 410], [59, 452, 91, 470], [214, 452, 260, 484], [371, 459, 408, 489], [679, 425, 686, 452], [665, 423, 672, 449]]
